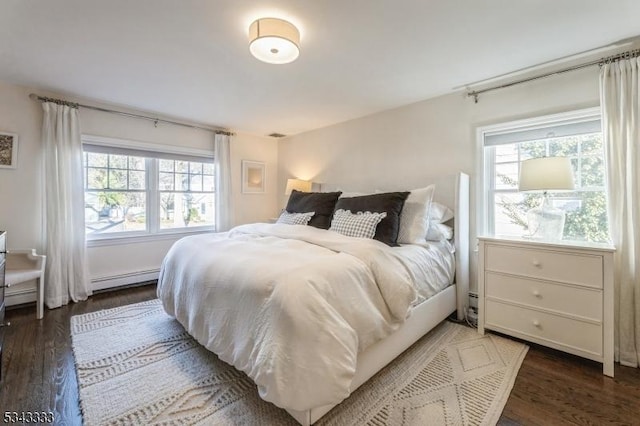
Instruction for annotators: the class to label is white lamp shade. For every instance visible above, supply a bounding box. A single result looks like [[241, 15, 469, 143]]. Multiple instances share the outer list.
[[249, 18, 300, 64], [285, 178, 312, 195], [518, 157, 575, 191]]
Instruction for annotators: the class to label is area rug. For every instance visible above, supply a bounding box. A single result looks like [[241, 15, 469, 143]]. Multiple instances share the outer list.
[[71, 299, 528, 425]]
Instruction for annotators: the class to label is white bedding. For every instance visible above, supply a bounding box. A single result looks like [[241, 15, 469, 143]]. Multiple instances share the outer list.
[[396, 240, 455, 305], [157, 223, 447, 412]]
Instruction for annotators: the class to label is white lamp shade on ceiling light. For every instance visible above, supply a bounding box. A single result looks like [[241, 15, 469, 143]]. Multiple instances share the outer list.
[[249, 18, 300, 64], [285, 178, 312, 195], [518, 156, 575, 192]]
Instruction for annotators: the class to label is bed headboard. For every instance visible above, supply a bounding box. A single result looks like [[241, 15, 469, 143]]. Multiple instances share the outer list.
[[423, 173, 470, 320], [322, 172, 470, 320]]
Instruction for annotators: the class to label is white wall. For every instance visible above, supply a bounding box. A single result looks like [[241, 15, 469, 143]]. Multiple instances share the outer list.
[[278, 67, 601, 291], [0, 80, 279, 305]]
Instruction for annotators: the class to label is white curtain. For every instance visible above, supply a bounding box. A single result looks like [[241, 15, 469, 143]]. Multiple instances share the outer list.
[[42, 102, 91, 308], [214, 133, 233, 231], [600, 56, 640, 367]]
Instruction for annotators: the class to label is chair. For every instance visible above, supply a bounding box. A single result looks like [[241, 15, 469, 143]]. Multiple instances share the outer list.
[[5, 249, 46, 319]]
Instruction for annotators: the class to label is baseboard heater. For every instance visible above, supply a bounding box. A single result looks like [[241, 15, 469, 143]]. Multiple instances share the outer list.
[[91, 269, 160, 291], [5, 269, 159, 307]]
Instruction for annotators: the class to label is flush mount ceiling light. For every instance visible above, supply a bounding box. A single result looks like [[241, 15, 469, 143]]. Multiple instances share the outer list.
[[249, 18, 300, 64]]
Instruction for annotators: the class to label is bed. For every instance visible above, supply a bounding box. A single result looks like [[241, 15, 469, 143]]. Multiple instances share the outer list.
[[157, 172, 469, 425]]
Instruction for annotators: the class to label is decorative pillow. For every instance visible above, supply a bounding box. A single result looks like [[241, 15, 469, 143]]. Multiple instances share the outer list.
[[329, 209, 387, 239], [426, 223, 454, 241], [429, 201, 454, 224], [285, 190, 342, 229], [276, 211, 315, 226], [397, 185, 435, 245], [334, 191, 410, 246]]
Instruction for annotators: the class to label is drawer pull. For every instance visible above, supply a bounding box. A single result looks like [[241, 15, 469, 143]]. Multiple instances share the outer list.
[[532, 320, 541, 328], [532, 259, 541, 267], [532, 290, 541, 298]]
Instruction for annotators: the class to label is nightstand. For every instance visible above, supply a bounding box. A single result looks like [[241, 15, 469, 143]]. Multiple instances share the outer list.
[[477, 236, 614, 377]]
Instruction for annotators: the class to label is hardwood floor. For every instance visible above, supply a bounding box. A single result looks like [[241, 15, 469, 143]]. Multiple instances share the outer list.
[[1, 284, 639, 425], [0, 285, 154, 425]]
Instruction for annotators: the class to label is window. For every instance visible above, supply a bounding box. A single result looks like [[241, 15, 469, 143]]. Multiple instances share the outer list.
[[158, 159, 215, 230], [480, 109, 609, 243], [83, 137, 215, 239]]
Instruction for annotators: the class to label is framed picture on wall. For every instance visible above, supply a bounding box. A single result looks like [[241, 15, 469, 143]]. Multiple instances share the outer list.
[[242, 160, 266, 193], [0, 132, 18, 169]]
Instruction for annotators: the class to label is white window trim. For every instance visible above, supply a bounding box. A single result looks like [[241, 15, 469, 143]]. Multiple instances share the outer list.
[[82, 134, 215, 244], [475, 107, 601, 237], [86, 228, 213, 248], [83, 134, 213, 159]]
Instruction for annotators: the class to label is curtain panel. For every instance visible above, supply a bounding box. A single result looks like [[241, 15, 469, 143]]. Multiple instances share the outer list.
[[214, 133, 233, 232], [600, 57, 640, 368], [42, 102, 91, 308]]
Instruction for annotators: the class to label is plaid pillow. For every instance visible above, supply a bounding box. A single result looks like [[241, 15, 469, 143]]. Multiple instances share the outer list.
[[276, 211, 316, 225], [329, 209, 387, 239]]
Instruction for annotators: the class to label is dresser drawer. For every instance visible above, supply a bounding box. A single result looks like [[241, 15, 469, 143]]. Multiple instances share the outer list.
[[485, 299, 603, 356], [485, 272, 602, 321], [485, 244, 603, 288]]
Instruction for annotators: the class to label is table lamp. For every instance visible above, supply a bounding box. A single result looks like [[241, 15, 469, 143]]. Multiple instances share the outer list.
[[518, 156, 575, 240], [285, 178, 312, 195]]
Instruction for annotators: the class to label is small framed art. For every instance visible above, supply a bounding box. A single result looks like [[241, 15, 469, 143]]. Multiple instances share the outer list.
[[242, 160, 266, 193], [0, 132, 18, 169]]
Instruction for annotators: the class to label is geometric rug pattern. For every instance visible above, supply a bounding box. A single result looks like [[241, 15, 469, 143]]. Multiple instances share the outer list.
[[71, 299, 527, 425]]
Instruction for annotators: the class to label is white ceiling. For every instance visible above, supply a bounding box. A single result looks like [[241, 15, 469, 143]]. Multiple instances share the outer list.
[[1, 1, 639, 136]]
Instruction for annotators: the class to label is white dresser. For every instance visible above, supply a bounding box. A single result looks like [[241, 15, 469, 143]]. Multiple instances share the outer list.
[[477, 236, 614, 377]]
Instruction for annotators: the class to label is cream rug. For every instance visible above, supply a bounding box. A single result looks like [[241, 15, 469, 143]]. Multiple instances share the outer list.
[[71, 300, 528, 425]]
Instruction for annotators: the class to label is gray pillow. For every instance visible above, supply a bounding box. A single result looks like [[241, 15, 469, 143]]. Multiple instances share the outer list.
[[285, 190, 342, 229]]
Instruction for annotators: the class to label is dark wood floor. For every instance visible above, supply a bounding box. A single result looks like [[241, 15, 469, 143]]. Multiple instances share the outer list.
[[1, 284, 639, 425]]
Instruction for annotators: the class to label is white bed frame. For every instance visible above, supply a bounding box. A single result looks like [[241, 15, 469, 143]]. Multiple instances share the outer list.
[[286, 172, 470, 425]]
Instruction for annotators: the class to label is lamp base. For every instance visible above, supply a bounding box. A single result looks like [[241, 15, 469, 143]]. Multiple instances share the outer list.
[[525, 194, 566, 240]]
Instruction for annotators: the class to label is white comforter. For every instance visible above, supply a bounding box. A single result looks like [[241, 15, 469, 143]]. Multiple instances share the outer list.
[[157, 223, 417, 411]]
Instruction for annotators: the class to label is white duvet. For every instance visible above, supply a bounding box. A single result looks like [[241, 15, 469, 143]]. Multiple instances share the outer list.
[[157, 223, 417, 411]]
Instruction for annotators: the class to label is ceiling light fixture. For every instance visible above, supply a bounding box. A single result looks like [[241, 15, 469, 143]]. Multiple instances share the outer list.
[[249, 18, 300, 64]]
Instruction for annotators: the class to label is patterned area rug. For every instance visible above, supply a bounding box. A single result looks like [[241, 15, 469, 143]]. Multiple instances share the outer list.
[[71, 300, 528, 425]]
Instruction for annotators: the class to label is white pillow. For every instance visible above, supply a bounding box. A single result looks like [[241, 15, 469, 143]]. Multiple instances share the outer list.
[[429, 201, 454, 224], [276, 211, 315, 225], [338, 191, 367, 198], [426, 223, 454, 241], [329, 209, 387, 239], [397, 185, 435, 244]]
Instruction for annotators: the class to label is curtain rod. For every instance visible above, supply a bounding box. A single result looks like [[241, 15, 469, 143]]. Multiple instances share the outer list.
[[28, 93, 234, 136], [467, 48, 640, 103]]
